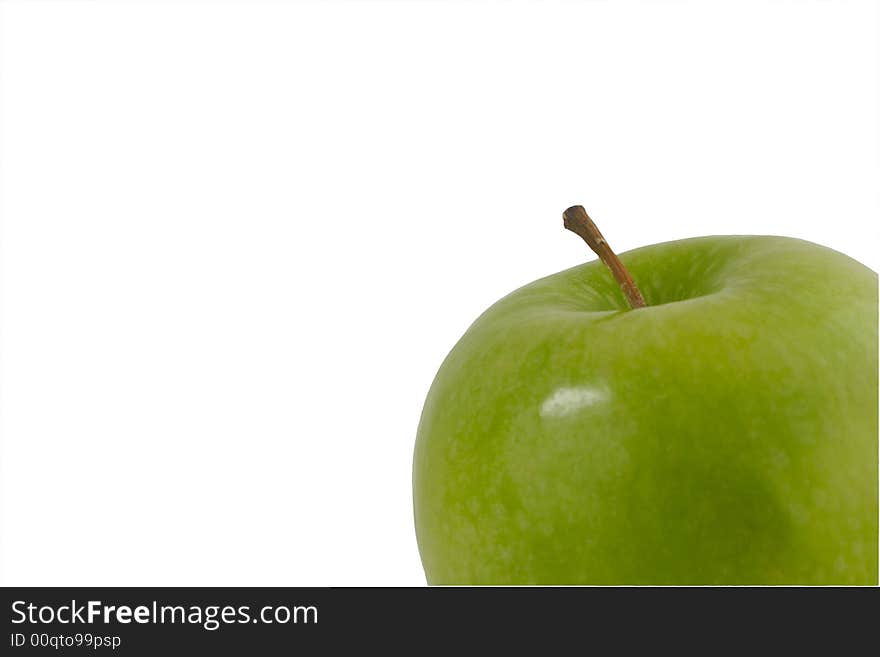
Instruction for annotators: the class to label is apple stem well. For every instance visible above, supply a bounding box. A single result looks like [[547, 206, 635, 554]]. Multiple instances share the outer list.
[[563, 205, 647, 309]]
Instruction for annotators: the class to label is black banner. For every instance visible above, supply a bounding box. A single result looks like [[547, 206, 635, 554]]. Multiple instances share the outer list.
[[1, 587, 876, 653]]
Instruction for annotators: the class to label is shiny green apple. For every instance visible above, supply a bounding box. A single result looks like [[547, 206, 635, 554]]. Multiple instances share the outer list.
[[413, 222, 878, 584]]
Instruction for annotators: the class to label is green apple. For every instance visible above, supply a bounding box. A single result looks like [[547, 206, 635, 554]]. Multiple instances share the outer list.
[[413, 207, 878, 584]]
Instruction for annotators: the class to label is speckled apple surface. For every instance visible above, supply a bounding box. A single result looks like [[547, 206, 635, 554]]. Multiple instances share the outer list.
[[413, 236, 878, 584]]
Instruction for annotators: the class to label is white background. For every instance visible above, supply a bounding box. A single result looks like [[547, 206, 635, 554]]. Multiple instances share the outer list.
[[1, 1, 877, 586]]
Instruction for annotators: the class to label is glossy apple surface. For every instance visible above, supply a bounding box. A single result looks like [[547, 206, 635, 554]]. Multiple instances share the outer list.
[[413, 235, 878, 584]]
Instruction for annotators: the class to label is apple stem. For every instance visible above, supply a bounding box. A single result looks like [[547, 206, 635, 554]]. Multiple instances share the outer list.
[[563, 205, 647, 309]]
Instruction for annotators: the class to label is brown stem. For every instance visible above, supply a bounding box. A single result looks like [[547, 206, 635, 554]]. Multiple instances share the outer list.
[[562, 205, 647, 309]]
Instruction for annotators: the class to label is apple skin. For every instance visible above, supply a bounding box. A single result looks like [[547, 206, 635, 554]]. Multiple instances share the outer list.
[[413, 235, 878, 584]]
